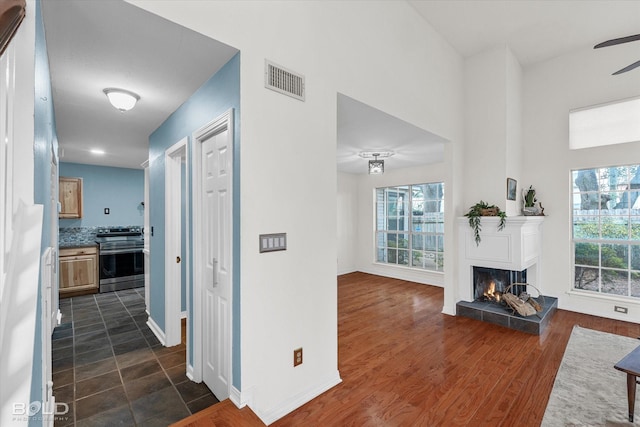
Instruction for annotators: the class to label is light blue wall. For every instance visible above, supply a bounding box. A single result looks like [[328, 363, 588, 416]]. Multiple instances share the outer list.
[[148, 52, 241, 388], [31, 0, 58, 424], [59, 162, 144, 228]]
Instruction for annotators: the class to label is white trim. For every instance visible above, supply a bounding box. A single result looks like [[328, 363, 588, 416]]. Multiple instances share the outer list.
[[142, 161, 150, 315], [186, 363, 195, 382], [229, 385, 251, 409], [191, 109, 234, 389], [164, 138, 188, 347], [146, 317, 166, 346], [252, 372, 342, 425], [181, 310, 187, 319]]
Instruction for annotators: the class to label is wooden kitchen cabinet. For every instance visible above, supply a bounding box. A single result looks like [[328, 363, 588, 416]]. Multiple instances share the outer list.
[[59, 246, 98, 296], [59, 177, 83, 218]]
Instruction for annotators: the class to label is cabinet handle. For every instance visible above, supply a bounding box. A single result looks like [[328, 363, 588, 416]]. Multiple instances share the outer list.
[[176, 256, 181, 263]]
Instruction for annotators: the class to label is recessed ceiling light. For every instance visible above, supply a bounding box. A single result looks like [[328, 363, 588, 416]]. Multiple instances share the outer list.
[[90, 149, 105, 155]]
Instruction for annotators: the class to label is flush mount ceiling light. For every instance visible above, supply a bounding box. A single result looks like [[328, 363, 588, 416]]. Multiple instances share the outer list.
[[103, 88, 140, 112], [359, 151, 394, 175]]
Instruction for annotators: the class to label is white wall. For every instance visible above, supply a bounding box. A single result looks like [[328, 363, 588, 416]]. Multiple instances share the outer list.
[[128, 1, 464, 424], [523, 42, 640, 322], [354, 163, 447, 286], [337, 172, 358, 275], [464, 46, 523, 216]]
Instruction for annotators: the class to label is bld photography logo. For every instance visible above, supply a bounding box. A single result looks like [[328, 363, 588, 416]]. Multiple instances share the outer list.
[[12, 401, 70, 422]]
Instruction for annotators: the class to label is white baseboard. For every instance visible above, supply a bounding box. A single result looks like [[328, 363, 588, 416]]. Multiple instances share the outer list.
[[146, 317, 166, 346], [186, 363, 195, 382], [252, 371, 342, 425], [229, 385, 251, 409]]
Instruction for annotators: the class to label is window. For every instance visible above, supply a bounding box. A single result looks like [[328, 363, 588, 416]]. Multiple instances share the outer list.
[[572, 165, 640, 297], [569, 97, 640, 150], [376, 183, 444, 271]]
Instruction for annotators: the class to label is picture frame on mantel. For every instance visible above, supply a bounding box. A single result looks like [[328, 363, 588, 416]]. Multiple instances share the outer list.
[[507, 178, 517, 201]]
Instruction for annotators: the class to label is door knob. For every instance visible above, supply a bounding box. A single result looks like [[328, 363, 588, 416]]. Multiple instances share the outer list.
[[176, 256, 181, 263]]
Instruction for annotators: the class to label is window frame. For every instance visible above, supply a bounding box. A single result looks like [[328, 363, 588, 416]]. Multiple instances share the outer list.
[[374, 182, 445, 272], [571, 164, 640, 299]]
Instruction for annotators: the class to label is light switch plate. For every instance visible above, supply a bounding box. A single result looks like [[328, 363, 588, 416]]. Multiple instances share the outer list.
[[259, 233, 286, 253]]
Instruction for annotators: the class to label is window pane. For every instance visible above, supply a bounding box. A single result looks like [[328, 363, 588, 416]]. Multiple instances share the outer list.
[[411, 234, 424, 251], [631, 190, 640, 210], [631, 245, 640, 271], [387, 248, 397, 263], [425, 235, 437, 251], [602, 191, 626, 212], [575, 242, 599, 266], [631, 216, 640, 241], [601, 269, 628, 296], [436, 253, 444, 271], [569, 98, 640, 150], [601, 244, 628, 268], [574, 266, 599, 291], [422, 251, 437, 269], [573, 216, 599, 239], [377, 248, 386, 263], [601, 217, 629, 240], [411, 250, 424, 268], [376, 232, 387, 249], [632, 272, 640, 297], [397, 250, 409, 266]]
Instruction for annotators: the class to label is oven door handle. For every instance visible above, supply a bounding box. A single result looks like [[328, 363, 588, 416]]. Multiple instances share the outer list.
[[99, 249, 143, 255]]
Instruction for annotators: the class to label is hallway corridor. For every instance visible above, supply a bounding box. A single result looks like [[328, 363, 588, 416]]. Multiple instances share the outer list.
[[51, 288, 219, 426]]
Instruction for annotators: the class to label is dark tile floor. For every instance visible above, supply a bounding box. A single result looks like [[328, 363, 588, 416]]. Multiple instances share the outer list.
[[52, 288, 219, 426]]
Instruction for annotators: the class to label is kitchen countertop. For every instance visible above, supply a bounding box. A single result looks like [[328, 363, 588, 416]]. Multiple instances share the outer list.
[[59, 241, 98, 249]]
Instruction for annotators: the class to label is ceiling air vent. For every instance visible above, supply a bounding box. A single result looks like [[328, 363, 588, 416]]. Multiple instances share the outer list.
[[265, 60, 305, 101]]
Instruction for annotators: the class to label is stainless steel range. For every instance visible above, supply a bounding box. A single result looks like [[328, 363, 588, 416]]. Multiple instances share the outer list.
[[95, 227, 144, 293]]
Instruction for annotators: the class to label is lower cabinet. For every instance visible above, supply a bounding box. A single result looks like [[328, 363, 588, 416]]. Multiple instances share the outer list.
[[59, 246, 99, 296]]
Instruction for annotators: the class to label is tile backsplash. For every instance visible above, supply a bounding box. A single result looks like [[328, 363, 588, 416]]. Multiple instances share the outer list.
[[59, 225, 141, 246]]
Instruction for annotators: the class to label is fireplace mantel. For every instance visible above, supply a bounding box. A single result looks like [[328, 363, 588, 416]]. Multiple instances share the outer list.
[[457, 216, 544, 302]]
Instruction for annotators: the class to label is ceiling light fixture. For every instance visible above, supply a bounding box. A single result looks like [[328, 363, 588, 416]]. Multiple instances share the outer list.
[[103, 88, 140, 112], [359, 151, 394, 175]]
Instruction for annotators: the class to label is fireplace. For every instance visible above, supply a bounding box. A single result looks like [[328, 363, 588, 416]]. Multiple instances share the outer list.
[[473, 266, 527, 302], [455, 216, 557, 334]]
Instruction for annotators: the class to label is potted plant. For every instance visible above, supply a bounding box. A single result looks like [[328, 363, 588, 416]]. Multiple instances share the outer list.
[[523, 186, 542, 215], [464, 200, 507, 245]]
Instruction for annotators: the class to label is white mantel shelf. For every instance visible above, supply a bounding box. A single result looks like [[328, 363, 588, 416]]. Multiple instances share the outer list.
[[457, 215, 544, 303]]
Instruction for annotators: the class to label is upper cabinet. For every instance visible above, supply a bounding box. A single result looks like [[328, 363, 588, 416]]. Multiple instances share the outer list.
[[59, 177, 83, 218]]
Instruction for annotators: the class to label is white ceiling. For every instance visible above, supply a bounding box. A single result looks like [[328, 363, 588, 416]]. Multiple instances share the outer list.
[[42, 0, 238, 169], [42, 1, 640, 172], [409, 0, 640, 68], [337, 95, 446, 174]]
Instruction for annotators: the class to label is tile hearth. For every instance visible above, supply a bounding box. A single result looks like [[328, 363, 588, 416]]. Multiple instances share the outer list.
[[456, 295, 558, 335]]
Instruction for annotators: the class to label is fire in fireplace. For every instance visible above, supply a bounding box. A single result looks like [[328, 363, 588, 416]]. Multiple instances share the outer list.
[[473, 266, 527, 303]]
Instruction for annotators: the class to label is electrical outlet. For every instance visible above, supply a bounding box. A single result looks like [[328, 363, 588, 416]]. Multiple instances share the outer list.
[[615, 305, 628, 314], [294, 348, 303, 367]]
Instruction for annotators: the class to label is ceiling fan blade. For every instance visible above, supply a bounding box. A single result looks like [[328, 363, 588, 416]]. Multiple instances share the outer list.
[[595, 34, 640, 49], [612, 59, 640, 75]]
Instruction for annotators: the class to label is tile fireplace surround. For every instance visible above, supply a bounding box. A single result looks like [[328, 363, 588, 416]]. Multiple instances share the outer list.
[[456, 216, 556, 334]]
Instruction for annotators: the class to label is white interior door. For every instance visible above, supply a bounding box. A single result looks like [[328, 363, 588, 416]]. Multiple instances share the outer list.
[[198, 114, 232, 400], [164, 140, 187, 347]]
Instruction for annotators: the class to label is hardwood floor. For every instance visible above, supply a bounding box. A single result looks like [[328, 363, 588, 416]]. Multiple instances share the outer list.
[[172, 272, 640, 426]]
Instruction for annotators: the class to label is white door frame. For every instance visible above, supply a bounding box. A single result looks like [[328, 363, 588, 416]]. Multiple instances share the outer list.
[[190, 109, 234, 384], [164, 138, 189, 347], [142, 159, 150, 314]]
